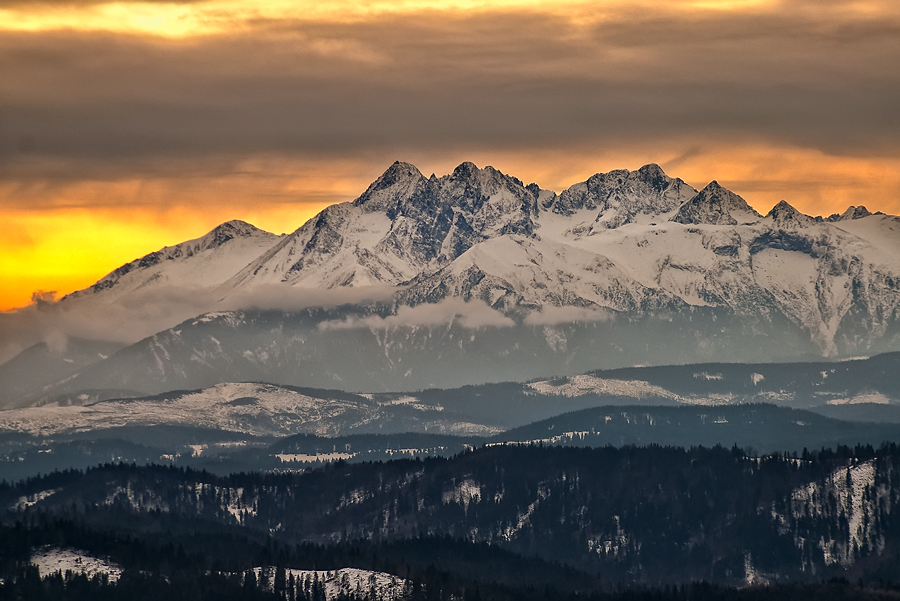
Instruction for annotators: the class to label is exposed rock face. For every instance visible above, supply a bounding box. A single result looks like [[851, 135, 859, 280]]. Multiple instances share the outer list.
[[766, 200, 817, 229], [225, 161, 543, 290], [671, 181, 761, 226], [550, 163, 695, 228]]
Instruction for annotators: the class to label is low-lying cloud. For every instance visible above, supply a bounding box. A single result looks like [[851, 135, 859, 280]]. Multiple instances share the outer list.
[[318, 298, 515, 331], [523, 306, 611, 326], [0, 281, 622, 365], [0, 283, 404, 364], [0, 286, 219, 363], [221, 284, 400, 313]]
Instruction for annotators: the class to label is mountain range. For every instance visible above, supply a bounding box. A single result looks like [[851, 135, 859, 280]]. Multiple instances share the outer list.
[[4, 160, 900, 405]]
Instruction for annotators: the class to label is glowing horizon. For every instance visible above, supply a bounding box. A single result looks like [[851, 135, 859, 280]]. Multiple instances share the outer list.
[[0, 0, 796, 39], [4, 146, 898, 312], [2, 0, 898, 312]]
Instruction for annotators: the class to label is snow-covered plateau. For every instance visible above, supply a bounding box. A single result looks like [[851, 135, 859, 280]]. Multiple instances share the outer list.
[[0, 382, 498, 439]]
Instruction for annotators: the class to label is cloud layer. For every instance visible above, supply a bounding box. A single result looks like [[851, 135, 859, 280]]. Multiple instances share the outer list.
[[318, 298, 516, 331], [3, 3, 899, 191]]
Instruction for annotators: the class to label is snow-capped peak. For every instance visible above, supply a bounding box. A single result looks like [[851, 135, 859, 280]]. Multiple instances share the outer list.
[[437, 162, 538, 227], [353, 161, 427, 214], [635, 162, 668, 182], [67, 220, 280, 298], [452, 160, 480, 176], [201, 220, 272, 250], [547, 163, 696, 229], [765, 200, 816, 228], [827, 205, 880, 222], [220, 161, 543, 292], [671, 181, 761, 226]]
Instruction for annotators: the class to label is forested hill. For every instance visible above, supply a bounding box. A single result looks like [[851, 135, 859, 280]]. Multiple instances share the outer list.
[[6, 444, 900, 587]]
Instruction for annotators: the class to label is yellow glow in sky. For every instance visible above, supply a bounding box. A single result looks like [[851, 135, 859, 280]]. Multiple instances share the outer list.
[[3, 0, 898, 314], [0, 203, 329, 312], [0, 0, 784, 38], [3, 144, 899, 312]]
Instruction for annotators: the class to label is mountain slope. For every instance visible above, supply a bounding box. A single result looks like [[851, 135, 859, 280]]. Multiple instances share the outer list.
[[0, 338, 125, 405], [66, 219, 281, 303], [223, 161, 543, 291]]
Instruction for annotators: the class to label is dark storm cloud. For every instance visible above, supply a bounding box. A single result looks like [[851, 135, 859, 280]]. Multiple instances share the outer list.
[[1, 4, 899, 207]]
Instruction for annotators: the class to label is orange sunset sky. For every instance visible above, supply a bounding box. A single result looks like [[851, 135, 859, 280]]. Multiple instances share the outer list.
[[2, 0, 899, 311]]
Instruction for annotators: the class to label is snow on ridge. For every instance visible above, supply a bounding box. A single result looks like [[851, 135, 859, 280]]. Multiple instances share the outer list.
[[488, 431, 596, 449], [676, 395, 735, 406], [30, 547, 122, 582], [527, 374, 745, 406], [528, 374, 680, 401], [67, 221, 279, 303], [0, 380, 498, 440], [190, 311, 247, 327], [827, 392, 893, 406], [11, 488, 60, 511], [277, 452, 356, 463], [251, 567, 407, 601]]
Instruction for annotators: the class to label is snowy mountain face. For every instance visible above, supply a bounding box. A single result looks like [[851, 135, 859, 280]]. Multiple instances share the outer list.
[[224, 161, 540, 290], [0, 338, 124, 405], [0, 221, 282, 406], [216, 161, 900, 360], [671, 181, 761, 226], [67, 219, 281, 302], [550, 163, 696, 227], [4, 161, 900, 405]]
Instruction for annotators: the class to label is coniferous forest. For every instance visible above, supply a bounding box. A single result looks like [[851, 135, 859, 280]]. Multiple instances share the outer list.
[[5, 444, 900, 599]]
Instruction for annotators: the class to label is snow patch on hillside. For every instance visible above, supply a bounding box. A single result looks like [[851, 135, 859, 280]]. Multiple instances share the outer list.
[[779, 459, 885, 566], [827, 392, 893, 405], [31, 547, 122, 582], [587, 515, 629, 558], [277, 452, 356, 463], [528, 375, 679, 400], [11, 488, 59, 511], [501, 484, 550, 541], [443, 478, 481, 511], [251, 567, 407, 601]]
